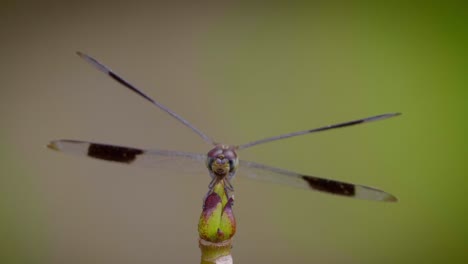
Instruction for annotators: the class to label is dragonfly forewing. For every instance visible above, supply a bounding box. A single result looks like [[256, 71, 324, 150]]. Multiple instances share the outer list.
[[238, 160, 397, 202]]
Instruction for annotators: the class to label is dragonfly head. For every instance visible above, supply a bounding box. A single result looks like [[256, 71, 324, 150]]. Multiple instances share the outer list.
[[206, 145, 238, 178]]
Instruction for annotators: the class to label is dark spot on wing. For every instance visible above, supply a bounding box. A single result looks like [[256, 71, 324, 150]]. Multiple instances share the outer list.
[[88, 144, 143, 163], [108, 72, 156, 104], [309, 119, 364, 132], [301, 176, 355, 196]]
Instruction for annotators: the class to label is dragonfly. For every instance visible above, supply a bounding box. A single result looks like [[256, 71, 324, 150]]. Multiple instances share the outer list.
[[48, 52, 400, 202]]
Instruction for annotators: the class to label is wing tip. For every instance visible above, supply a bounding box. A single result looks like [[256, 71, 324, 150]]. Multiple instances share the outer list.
[[389, 112, 402, 117], [356, 184, 399, 202], [47, 140, 60, 151], [383, 193, 399, 202], [375, 112, 402, 121]]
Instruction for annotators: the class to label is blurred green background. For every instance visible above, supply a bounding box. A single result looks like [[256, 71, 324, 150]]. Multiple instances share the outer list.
[[1, 1, 466, 263]]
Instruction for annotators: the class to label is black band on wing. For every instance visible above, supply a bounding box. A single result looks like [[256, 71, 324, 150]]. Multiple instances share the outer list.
[[88, 144, 143, 163], [108, 71, 156, 105], [301, 176, 355, 196]]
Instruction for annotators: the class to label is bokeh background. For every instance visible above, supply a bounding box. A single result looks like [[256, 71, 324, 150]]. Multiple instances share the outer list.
[[1, 1, 466, 263]]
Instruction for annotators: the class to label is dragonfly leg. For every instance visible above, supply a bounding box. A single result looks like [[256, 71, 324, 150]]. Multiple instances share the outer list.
[[224, 179, 234, 192], [207, 177, 218, 190], [202, 177, 220, 206], [223, 179, 235, 200], [203, 177, 235, 206]]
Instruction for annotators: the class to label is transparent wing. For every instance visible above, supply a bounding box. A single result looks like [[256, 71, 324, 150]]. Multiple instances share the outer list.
[[48, 140, 207, 174], [237, 113, 401, 149], [76, 52, 215, 145], [238, 160, 397, 202]]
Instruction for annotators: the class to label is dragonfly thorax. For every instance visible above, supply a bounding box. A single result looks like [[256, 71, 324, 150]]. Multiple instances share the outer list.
[[206, 145, 239, 179]]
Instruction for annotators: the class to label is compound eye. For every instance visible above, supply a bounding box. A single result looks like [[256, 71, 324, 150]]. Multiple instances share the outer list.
[[206, 157, 214, 169], [228, 158, 239, 173], [207, 148, 223, 159], [224, 150, 237, 160]]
